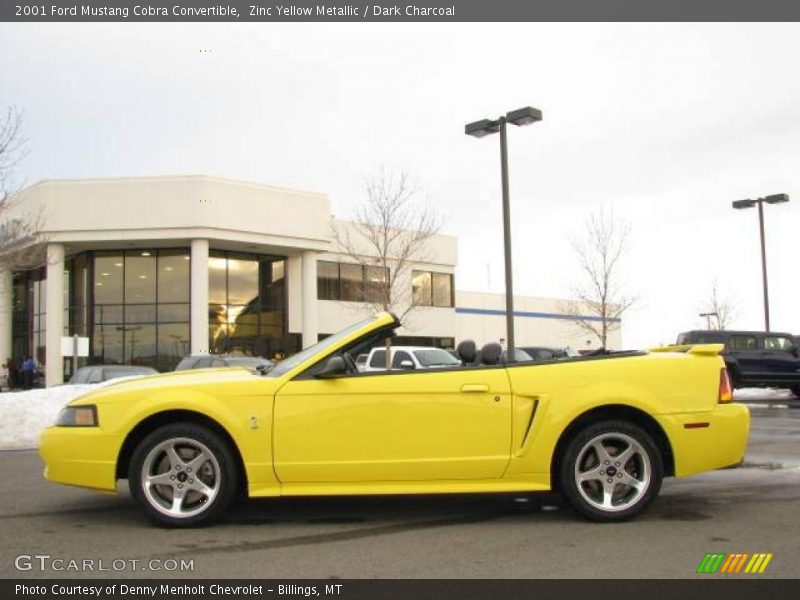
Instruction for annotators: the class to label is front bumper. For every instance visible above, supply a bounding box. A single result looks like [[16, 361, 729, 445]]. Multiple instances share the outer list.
[[39, 426, 119, 492], [658, 403, 750, 477]]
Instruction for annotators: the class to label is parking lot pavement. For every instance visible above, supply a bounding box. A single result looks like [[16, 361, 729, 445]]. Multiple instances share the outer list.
[[1, 403, 799, 580]]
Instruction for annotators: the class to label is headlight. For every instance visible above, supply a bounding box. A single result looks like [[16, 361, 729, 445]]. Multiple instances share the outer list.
[[56, 405, 98, 427]]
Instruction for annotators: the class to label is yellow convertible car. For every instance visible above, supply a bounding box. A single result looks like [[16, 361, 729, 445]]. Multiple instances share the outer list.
[[40, 312, 749, 526]]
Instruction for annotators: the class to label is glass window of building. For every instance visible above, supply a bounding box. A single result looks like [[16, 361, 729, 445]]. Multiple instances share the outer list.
[[91, 249, 191, 372], [317, 261, 340, 300], [340, 263, 364, 302], [365, 266, 389, 304], [94, 253, 124, 304], [412, 270, 432, 306], [317, 261, 390, 305], [208, 256, 228, 305], [412, 271, 453, 307], [208, 251, 288, 359], [227, 254, 259, 306], [124, 250, 156, 303], [432, 272, 454, 307], [158, 251, 190, 303]]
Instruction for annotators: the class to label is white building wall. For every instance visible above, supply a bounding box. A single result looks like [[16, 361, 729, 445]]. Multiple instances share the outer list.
[[286, 254, 303, 334], [455, 291, 623, 351], [8, 176, 333, 252]]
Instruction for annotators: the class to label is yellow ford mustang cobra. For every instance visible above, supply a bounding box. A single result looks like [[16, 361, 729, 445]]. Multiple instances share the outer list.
[[40, 312, 749, 526]]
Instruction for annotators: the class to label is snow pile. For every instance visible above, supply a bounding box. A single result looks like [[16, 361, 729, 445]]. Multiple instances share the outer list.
[[0, 375, 153, 450], [734, 388, 796, 403], [0, 385, 95, 450]]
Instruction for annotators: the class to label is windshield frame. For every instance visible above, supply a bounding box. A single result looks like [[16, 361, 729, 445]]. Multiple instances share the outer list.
[[265, 314, 393, 378]]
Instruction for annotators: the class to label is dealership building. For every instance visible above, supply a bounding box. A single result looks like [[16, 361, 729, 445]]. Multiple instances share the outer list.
[[0, 176, 620, 386]]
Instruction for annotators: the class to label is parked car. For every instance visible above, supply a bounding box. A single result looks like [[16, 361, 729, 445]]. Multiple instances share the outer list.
[[41, 312, 749, 527], [676, 330, 800, 396], [362, 346, 462, 371], [69, 365, 158, 385], [175, 354, 273, 374], [519, 346, 580, 361]]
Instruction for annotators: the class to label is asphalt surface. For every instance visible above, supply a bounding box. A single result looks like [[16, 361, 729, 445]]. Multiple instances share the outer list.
[[2, 400, 799, 579]]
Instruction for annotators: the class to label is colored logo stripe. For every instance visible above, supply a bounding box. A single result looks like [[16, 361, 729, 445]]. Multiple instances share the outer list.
[[697, 553, 726, 573], [744, 553, 774, 574], [698, 553, 773, 574], [720, 553, 749, 573]]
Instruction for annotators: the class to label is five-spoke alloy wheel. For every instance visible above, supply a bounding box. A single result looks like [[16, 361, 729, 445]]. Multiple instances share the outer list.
[[129, 424, 238, 527], [559, 420, 663, 522]]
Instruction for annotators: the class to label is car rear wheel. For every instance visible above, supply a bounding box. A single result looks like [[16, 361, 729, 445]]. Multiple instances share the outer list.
[[129, 423, 238, 527], [558, 420, 663, 522], [791, 385, 800, 398]]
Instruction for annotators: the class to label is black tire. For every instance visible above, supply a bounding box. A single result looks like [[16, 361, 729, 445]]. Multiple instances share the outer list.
[[558, 420, 663, 522], [791, 386, 800, 399], [128, 423, 238, 527]]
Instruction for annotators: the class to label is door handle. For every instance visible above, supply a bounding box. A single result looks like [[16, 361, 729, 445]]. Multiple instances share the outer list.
[[461, 384, 490, 393]]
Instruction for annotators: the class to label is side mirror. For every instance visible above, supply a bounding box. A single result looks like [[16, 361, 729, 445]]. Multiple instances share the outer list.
[[316, 356, 348, 379], [399, 360, 415, 370]]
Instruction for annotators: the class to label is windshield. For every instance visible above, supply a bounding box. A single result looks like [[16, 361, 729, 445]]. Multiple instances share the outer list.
[[265, 316, 380, 377], [414, 348, 461, 367]]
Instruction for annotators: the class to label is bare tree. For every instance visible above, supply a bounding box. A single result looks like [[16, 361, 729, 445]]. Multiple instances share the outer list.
[[332, 169, 442, 320], [560, 208, 636, 348], [0, 106, 26, 204], [0, 106, 43, 270], [700, 279, 738, 330]]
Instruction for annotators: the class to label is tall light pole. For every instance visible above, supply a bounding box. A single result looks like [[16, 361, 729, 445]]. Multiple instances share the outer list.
[[465, 107, 542, 362], [731, 193, 789, 332]]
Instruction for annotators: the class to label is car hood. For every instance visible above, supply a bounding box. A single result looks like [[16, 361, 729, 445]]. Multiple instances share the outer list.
[[70, 367, 280, 405]]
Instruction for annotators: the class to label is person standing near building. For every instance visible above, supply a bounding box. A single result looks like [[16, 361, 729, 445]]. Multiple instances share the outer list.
[[21, 356, 35, 390], [0, 360, 8, 392], [5, 359, 18, 389]]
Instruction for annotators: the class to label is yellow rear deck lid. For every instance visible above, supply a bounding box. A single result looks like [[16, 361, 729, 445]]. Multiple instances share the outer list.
[[648, 343, 724, 356]]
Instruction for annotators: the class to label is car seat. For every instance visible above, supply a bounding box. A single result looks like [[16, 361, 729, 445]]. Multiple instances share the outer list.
[[456, 340, 477, 366], [480, 342, 503, 365]]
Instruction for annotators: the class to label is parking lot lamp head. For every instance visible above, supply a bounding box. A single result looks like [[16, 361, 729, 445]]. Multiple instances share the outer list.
[[506, 106, 543, 127], [732, 199, 757, 209], [464, 119, 501, 138], [764, 193, 789, 205]]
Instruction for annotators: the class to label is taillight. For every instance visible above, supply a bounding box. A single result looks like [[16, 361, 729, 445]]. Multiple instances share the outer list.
[[719, 368, 733, 403]]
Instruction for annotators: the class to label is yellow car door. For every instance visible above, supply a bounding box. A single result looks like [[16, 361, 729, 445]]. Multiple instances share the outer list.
[[273, 367, 513, 483]]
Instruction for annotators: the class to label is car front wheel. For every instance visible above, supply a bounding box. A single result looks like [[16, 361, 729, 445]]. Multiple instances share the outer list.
[[559, 420, 663, 522], [129, 423, 238, 527]]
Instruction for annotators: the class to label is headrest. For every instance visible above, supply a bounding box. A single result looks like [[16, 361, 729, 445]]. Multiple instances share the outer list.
[[456, 340, 477, 364], [480, 342, 503, 365]]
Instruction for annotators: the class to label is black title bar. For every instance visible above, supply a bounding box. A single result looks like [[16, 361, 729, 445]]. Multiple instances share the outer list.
[[4, 579, 800, 600], [4, 0, 800, 22]]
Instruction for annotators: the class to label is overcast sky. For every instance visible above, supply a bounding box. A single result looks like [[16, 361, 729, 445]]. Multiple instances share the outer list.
[[1, 22, 798, 348]]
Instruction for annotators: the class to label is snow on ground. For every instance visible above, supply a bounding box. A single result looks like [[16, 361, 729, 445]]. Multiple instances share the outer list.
[[0, 376, 147, 450], [733, 388, 796, 402], [0, 385, 95, 450]]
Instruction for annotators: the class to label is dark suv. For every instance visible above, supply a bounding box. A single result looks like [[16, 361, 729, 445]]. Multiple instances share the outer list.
[[676, 330, 800, 396]]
